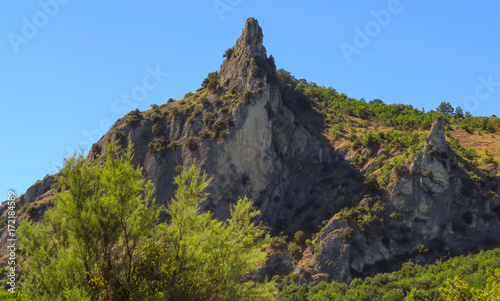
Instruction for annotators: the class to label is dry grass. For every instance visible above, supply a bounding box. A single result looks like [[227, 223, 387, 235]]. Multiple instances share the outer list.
[[451, 128, 500, 162]]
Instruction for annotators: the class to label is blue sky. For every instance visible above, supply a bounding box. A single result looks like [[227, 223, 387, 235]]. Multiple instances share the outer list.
[[2, 1, 500, 199]]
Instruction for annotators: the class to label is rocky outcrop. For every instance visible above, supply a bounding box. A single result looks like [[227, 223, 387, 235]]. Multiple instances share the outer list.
[[301, 116, 500, 282], [0, 18, 365, 242]]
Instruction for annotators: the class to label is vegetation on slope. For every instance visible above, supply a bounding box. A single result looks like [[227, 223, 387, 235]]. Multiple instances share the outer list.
[[276, 248, 500, 300], [2, 67, 499, 299], [7, 141, 276, 300], [277, 68, 500, 197]]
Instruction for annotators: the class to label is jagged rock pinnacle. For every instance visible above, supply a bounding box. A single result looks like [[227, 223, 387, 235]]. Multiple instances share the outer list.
[[219, 18, 270, 91], [426, 116, 447, 152], [233, 17, 266, 59]]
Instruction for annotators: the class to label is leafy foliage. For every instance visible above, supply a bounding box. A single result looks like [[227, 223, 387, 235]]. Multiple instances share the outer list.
[[202, 71, 220, 92], [17, 145, 276, 300], [338, 196, 386, 232], [276, 248, 500, 301], [19, 141, 159, 300], [223, 47, 234, 60], [125, 109, 142, 125]]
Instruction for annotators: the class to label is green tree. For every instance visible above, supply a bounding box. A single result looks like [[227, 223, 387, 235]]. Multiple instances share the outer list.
[[437, 102, 454, 115], [152, 165, 277, 300], [455, 106, 464, 118], [19, 141, 159, 300], [440, 267, 500, 300], [18, 142, 276, 300]]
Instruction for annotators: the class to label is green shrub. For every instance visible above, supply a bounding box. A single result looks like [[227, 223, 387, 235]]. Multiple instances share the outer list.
[[218, 130, 229, 139], [202, 112, 217, 126], [199, 94, 208, 105], [152, 124, 164, 135], [198, 129, 210, 139], [390, 211, 400, 220], [223, 48, 234, 60], [343, 226, 354, 240], [184, 137, 201, 150], [271, 234, 288, 249], [288, 243, 301, 259], [294, 231, 306, 245], [112, 129, 126, 143], [148, 137, 167, 155], [213, 97, 222, 107], [421, 171, 432, 178], [125, 109, 142, 125], [338, 196, 385, 232], [202, 72, 220, 91], [192, 109, 202, 117], [242, 90, 253, 104], [167, 140, 181, 150], [463, 147, 478, 160]]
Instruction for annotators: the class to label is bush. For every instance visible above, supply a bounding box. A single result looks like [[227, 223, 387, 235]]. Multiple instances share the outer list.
[[271, 234, 288, 249], [223, 48, 234, 60], [242, 90, 253, 104], [152, 124, 164, 135], [192, 109, 202, 117], [203, 72, 220, 92], [148, 104, 163, 120], [184, 136, 201, 150], [343, 226, 354, 240], [148, 137, 167, 155], [294, 230, 306, 245], [288, 243, 301, 259], [125, 109, 142, 125], [213, 97, 222, 107], [168, 140, 181, 150], [390, 212, 400, 220], [202, 112, 217, 126], [337, 197, 385, 232], [198, 129, 210, 139], [200, 94, 209, 105], [463, 147, 478, 160]]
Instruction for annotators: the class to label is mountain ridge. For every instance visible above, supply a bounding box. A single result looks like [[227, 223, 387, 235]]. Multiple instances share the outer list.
[[1, 17, 500, 285]]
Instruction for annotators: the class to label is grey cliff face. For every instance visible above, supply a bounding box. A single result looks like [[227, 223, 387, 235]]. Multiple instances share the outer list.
[[300, 117, 500, 283]]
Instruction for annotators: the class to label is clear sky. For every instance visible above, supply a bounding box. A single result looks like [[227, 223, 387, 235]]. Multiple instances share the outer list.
[[2, 1, 500, 199]]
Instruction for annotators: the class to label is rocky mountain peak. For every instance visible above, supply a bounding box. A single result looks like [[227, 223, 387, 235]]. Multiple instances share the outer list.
[[426, 116, 447, 152], [234, 17, 266, 59], [219, 18, 272, 91]]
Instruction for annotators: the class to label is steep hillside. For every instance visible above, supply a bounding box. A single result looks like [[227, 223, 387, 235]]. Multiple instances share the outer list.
[[1, 17, 499, 285]]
